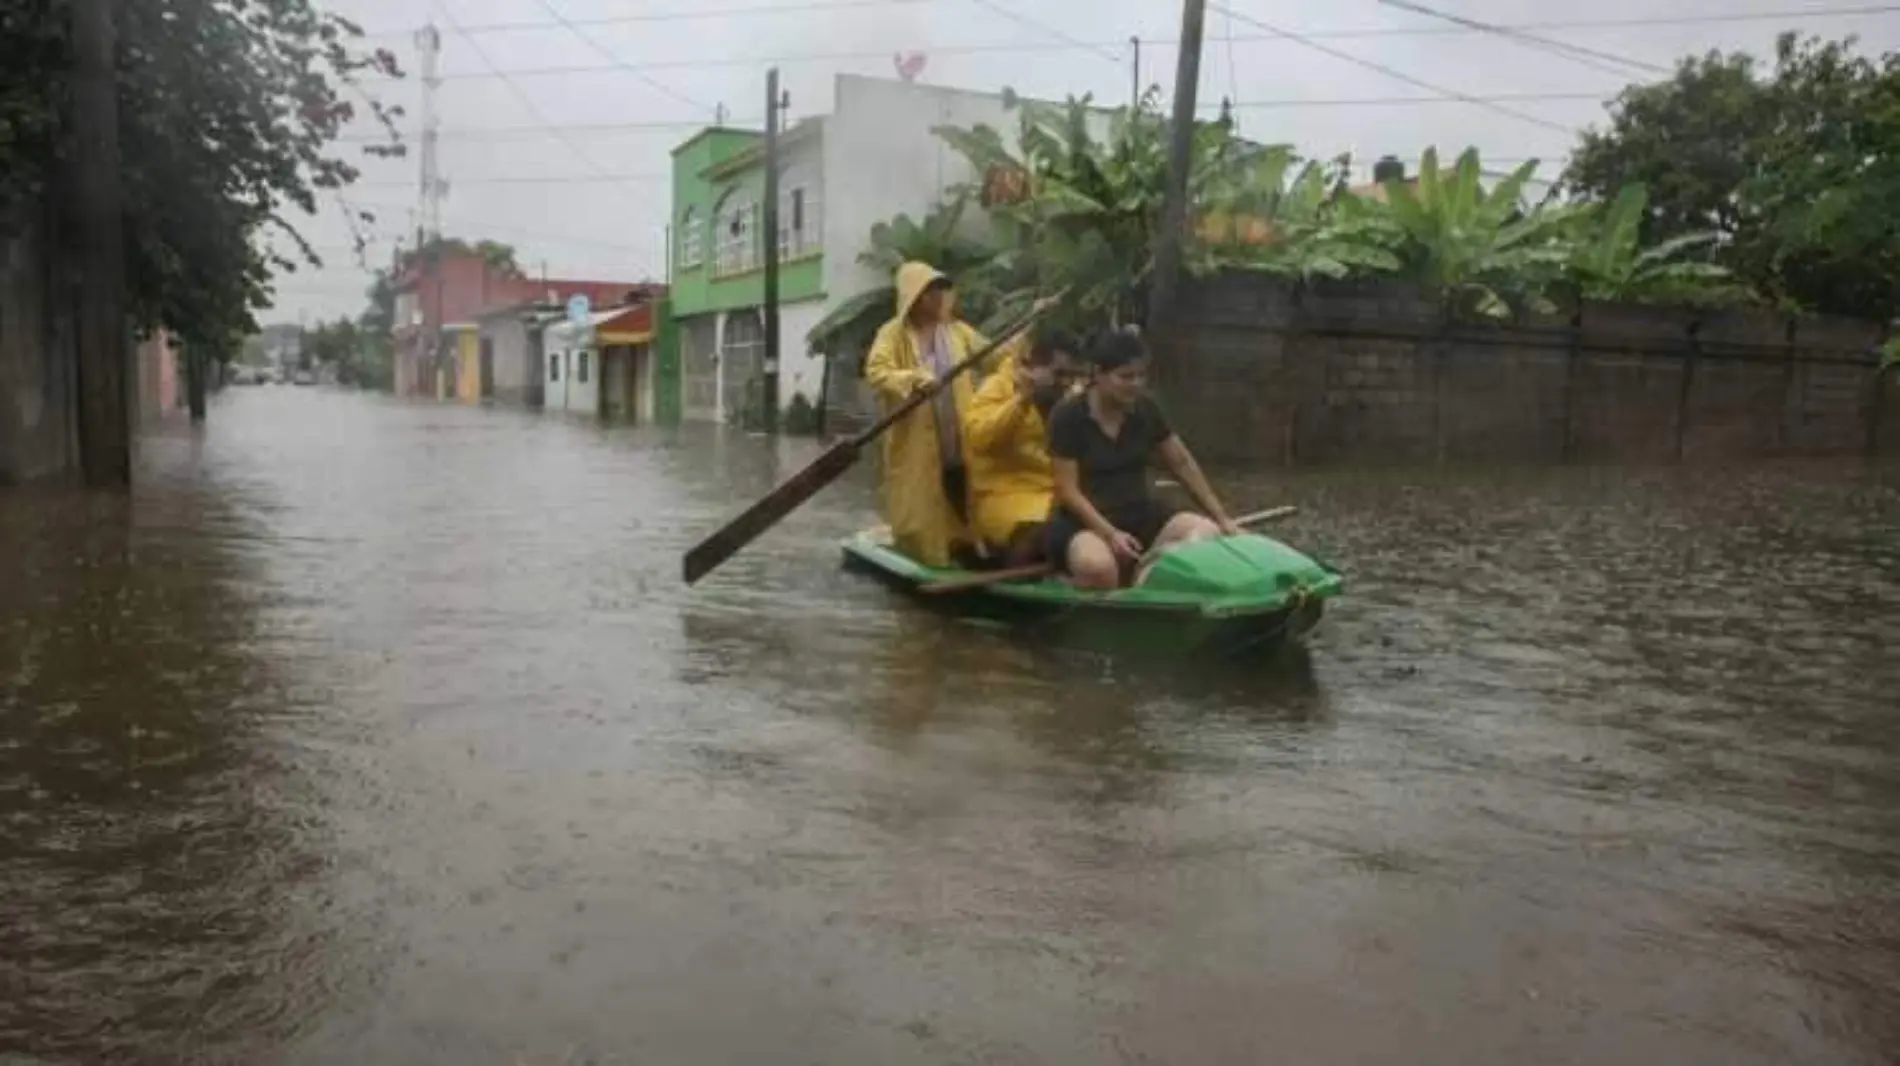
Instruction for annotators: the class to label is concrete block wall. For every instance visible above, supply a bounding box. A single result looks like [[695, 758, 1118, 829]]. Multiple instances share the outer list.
[[1164, 273, 1894, 466]]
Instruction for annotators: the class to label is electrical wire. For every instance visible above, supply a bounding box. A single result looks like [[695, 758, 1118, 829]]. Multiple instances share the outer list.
[[327, 92, 1605, 144], [961, 0, 1124, 67], [401, 3, 1900, 84], [370, 3, 1900, 47], [1208, 1, 1577, 135], [427, 1, 621, 184], [526, 0, 718, 115], [353, 174, 668, 187], [1372, 0, 1668, 78], [363, 0, 936, 38]]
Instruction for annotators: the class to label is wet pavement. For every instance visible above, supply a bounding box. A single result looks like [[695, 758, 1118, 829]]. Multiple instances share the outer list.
[[3, 386, 1899, 1065]]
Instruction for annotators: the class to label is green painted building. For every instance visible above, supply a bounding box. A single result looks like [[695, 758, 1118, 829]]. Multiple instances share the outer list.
[[669, 121, 829, 427]]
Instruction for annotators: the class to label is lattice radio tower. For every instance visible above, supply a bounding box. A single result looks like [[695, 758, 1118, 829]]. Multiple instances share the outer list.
[[415, 23, 447, 249]]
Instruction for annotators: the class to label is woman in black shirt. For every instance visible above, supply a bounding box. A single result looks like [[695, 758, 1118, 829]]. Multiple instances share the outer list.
[[1044, 329, 1241, 589]]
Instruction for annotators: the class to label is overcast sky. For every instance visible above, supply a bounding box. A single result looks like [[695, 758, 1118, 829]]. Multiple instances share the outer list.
[[259, 0, 1900, 324]]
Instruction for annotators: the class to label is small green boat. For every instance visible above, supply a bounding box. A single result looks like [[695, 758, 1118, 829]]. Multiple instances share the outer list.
[[840, 528, 1344, 658]]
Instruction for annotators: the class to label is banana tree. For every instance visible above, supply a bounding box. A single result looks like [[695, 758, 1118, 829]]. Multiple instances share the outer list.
[[935, 87, 1252, 328], [1373, 147, 1581, 318], [1561, 183, 1739, 305], [1207, 150, 1405, 280], [804, 191, 1006, 357]]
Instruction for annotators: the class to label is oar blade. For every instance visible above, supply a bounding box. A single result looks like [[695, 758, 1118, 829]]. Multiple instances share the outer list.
[[681, 440, 861, 585]]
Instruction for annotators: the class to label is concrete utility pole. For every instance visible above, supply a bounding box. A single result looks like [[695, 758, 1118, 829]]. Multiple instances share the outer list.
[[760, 67, 787, 433], [1146, 0, 1207, 336], [1130, 36, 1141, 108], [416, 23, 446, 397], [72, 0, 130, 485]]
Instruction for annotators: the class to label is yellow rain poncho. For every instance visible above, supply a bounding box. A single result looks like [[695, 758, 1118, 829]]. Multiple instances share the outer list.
[[863, 262, 999, 568], [963, 352, 1055, 550]]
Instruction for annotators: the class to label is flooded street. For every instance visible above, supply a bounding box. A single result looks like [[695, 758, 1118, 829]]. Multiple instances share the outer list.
[[5, 386, 1900, 1065]]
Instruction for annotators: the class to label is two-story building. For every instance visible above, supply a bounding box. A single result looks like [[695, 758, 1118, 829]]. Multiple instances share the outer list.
[[667, 74, 1101, 427], [668, 121, 829, 427]]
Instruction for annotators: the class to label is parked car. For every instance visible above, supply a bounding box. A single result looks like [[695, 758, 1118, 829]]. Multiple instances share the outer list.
[[292, 369, 316, 386]]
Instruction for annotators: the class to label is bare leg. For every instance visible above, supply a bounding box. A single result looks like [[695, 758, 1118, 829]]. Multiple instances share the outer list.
[[1133, 513, 1222, 585], [1065, 531, 1122, 591]]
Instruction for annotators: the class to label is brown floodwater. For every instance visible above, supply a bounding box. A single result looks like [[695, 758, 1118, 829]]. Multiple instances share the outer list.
[[3, 386, 1899, 1065]]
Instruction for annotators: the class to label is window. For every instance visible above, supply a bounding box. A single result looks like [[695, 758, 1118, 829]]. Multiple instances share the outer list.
[[777, 163, 823, 259], [713, 189, 758, 276], [577, 350, 590, 383], [677, 206, 704, 269], [549, 352, 560, 381]]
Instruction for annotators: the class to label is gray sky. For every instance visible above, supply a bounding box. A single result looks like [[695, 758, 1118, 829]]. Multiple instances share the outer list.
[[260, 0, 1900, 324]]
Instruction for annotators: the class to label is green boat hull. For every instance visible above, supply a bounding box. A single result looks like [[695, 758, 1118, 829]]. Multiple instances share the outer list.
[[839, 528, 1344, 658]]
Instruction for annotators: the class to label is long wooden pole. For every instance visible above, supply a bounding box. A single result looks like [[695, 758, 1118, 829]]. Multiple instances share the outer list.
[[73, 0, 130, 486], [1145, 0, 1207, 336]]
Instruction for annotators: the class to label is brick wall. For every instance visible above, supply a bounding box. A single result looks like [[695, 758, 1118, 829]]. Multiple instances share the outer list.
[[1159, 275, 1898, 465]]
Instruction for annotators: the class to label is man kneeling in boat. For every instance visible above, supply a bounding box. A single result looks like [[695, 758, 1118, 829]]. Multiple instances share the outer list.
[[1045, 328, 1241, 590], [963, 325, 1084, 566]]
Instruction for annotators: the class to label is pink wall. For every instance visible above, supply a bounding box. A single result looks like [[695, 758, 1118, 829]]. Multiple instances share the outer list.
[[136, 332, 178, 420]]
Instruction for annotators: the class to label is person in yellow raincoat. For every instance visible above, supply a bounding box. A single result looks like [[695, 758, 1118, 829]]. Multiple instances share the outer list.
[[863, 262, 1003, 568], [963, 325, 1084, 565]]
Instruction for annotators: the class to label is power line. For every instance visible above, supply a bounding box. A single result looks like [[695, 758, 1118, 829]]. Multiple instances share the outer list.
[[427, 0, 621, 185], [344, 156, 1562, 189], [526, 0, 717, 115], [334, 118, 741, 143], [1232, 91, 1602, 109], [398, 4, 1900, 84], [370, 3, 1900, 52], [1208, 1, 1578, 136], [1371, 0, 1668, 78], [961, 0, 1124, 67], [362, 0, 934, 38], [354, 173, 669, 187], [327, 92, 1606, 144]]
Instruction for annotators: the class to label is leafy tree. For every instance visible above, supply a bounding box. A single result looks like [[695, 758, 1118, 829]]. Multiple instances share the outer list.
[[0, 0, 404, 360], [303, 315, 391, 389], [397, 236, 524, 279], [1566, 33, 1900, 321]]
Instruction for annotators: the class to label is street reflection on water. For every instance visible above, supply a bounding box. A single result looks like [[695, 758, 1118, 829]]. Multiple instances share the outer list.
[[2, 387, 1898, 1065]]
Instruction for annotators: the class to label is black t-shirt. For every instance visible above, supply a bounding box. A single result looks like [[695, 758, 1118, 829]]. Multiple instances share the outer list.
[[1047, 392, 1174, 514]]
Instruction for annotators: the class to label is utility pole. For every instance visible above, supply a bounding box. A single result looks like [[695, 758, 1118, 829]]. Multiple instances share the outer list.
[[416, 23, 446, 399], [72, 0, 129, 485], [1146, 0, 1206, 337], [760, 67, 787, 434], [1130, 36, 1141, 108]]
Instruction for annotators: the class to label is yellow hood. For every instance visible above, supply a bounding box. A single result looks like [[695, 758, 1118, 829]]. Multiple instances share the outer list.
[[894, 261, 949, 321]]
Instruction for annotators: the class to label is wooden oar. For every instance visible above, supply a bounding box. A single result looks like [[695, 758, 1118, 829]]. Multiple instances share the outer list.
[[681, 292, 1065, 585], [918, 505, 1299, 595]]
